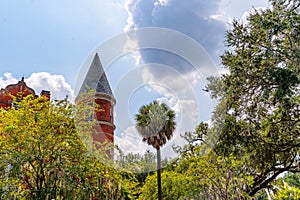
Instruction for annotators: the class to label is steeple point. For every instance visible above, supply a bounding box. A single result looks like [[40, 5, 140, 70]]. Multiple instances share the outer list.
[[79, 53, 114, 97]]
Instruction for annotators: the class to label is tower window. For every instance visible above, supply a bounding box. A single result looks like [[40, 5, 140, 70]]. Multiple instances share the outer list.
[[110, 106, 113, 123]]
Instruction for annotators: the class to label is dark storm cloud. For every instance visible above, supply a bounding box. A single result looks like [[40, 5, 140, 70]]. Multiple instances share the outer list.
[[151, 0, 225, 55], [125, 0, 226, 71]]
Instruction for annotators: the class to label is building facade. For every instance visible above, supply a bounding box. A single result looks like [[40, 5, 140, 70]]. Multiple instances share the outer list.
[[0, 77, 50, 108], [0, 53, 115, 154]]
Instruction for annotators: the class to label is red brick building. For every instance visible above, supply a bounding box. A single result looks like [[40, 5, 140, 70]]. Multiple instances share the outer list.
[[0, 53, 115, 155], [0, 77, 50, 108]]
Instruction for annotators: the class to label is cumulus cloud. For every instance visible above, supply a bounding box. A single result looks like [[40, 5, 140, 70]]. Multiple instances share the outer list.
[[0, 72, 74, 101], [0, 73, 18, 89], [114, 0, 227, 155], [123, 0, 225, 100], [213, 0, 269, 25], [159, 97, 199, 134], [26, 72, 74, 100], [115, 97, 198, 158], [141, 64, 199, 98], [115, 124, 188, 170], [123, 0, 269, 82], [124, 0, 225, 59], [240, 7, 267, 24], [115, 0, 268, 157], [115, 126, 151, 155]]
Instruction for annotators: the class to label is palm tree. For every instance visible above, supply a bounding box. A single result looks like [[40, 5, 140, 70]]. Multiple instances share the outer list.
[[135, 101, 176, 200]]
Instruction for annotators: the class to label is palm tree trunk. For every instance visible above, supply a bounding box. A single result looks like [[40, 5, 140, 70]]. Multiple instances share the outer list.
[[157, 148, 162, 200]]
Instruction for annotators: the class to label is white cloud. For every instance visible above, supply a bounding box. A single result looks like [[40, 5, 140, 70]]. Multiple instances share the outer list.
[[0, 72, 74, 101], [0, 73, 18, 89], [26, 72, 74, 101], [141, 65, 199, 99], [115, 125, 189, 171], [124, 0, 226, 60], [122, 0, 225, 126], [154, 0, 171, 7], [219, 68, 229, 75], [140, 64, 200, 132], [240, 7, 267, 24], [115, 97, 198, 159], [213, 0, 269, 25], [115, 126, 152, 155], [115, 0, 272, 160]]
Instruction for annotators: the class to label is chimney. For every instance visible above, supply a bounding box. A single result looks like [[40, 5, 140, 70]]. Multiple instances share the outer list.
[[40, 90, 51, 100]]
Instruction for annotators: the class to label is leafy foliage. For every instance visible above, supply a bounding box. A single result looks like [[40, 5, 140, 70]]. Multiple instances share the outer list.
[[0, 95, 133, 200], [137, 1, 300, 198], [116, 149, 169, 174], [257, 173, 300, 199], [139, 124, 253, 199], [273, 183, 300, 200], [206, 0, 300, 196], [135, 101, 176, 150], [115, 149, 170, 199], [138, 171, 193, 200]]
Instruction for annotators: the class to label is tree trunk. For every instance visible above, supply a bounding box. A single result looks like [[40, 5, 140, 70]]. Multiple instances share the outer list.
[[157, 148, 162, 200]]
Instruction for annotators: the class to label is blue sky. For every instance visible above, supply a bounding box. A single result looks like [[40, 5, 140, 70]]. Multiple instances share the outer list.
[[0, 0, 127, 84], [0, 0, 269, 157]]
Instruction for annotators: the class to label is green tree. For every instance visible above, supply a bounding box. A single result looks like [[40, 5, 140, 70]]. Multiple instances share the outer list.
[[206, 0, 300, 196], [280, 173, 300, 188], [257, 172, 300, 199], [138, 171, 193, 200], [273, 183, 300, 200], [0, 95, 133, 200], [115, 149, 169, 199], [135, 101, 176, 200], [139, 123, 252, 199]]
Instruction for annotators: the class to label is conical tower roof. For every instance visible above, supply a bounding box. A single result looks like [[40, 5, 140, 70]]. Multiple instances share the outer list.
[[79, 53, 113, 96]]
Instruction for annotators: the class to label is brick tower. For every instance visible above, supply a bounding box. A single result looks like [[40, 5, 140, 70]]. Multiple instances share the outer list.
[[78, 53, 116, 155]]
